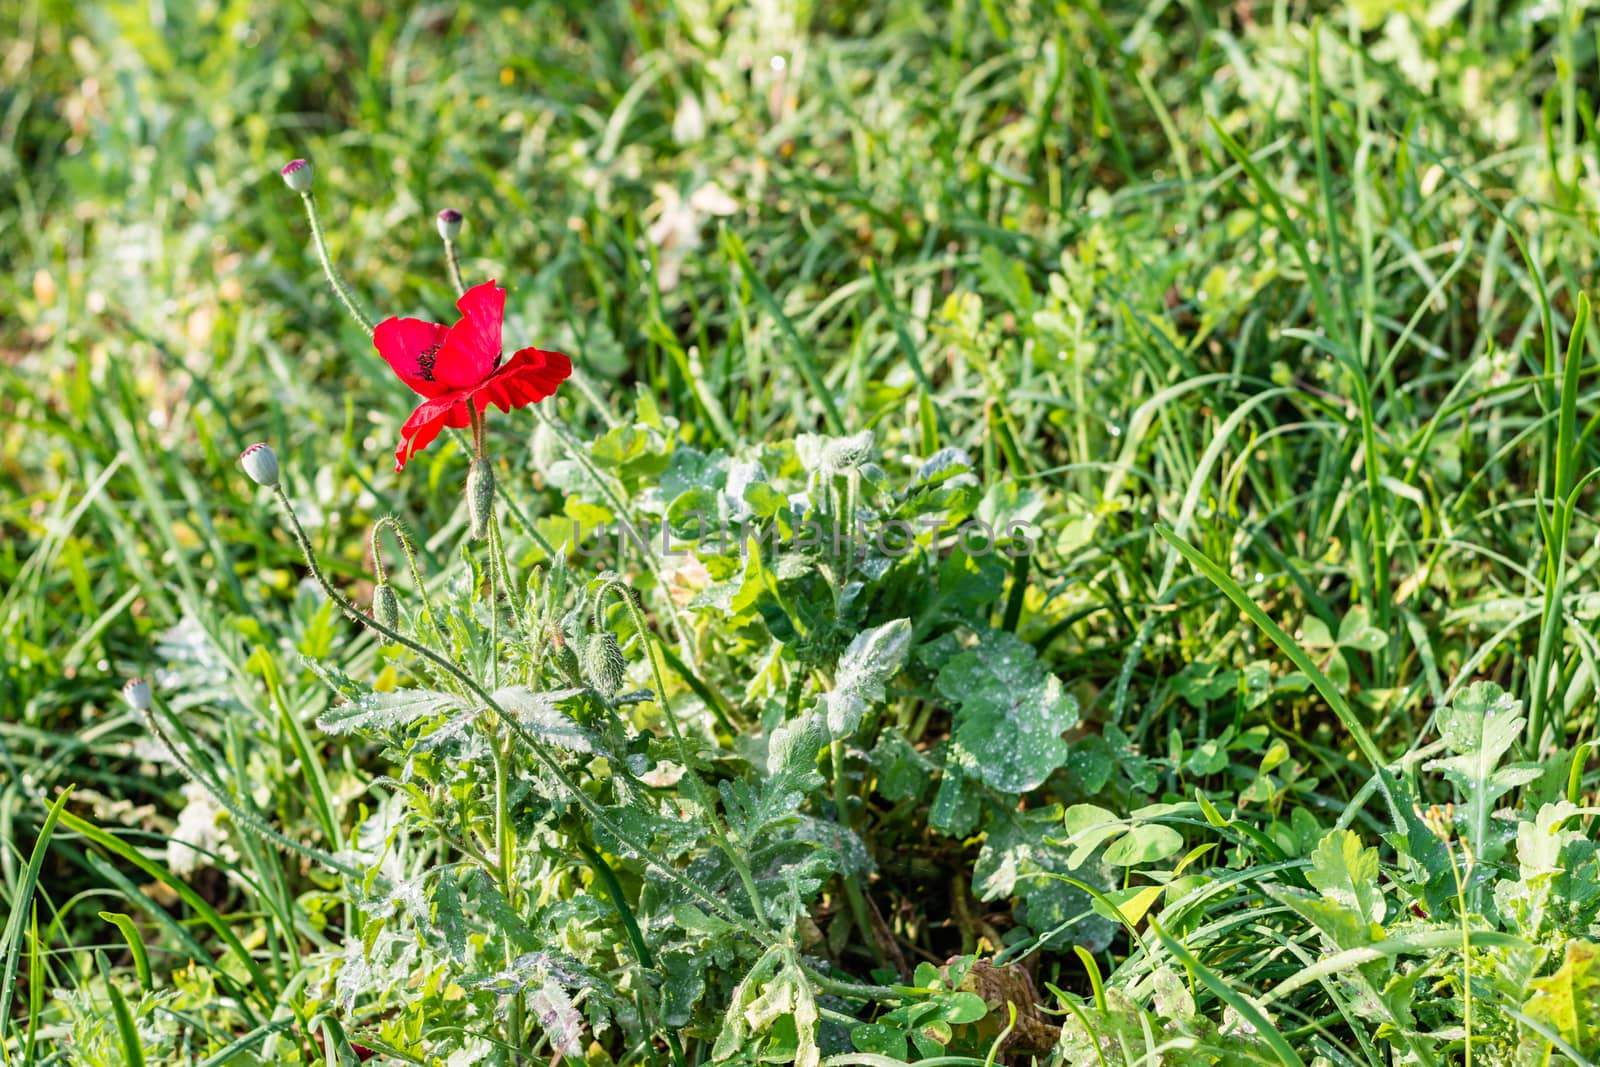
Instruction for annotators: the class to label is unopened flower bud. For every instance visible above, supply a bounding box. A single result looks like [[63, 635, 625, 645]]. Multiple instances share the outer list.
[[123, 677, 152, 712], [583, 632, 627, 696], [372, 582, 400, 632], [467, 458, 494, 540], [280, 159, 313, 193], [550, 629, 582, 683], [240, 443, 280, 488], [822, 431, 874, 472], [436, 208, 463, 242]]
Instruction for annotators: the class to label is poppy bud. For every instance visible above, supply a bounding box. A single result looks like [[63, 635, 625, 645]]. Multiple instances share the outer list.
[[583, 631, 627, 696], [240, 443, 280, 488], [123, 677, 152, 712], [822, 431, 874, 472], [436, 208, 463, 242], [550, 629, 582, 683], [466, 458, 494, 540], [372, 582, 400, 632], [280, 159, 313, 193]]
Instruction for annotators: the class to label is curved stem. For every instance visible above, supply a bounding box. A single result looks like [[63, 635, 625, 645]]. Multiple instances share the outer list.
[[374, 516, 445, 645], [269, 485, 764, 939], [140, 703, 361, 879], [299, 191, 375, 336]]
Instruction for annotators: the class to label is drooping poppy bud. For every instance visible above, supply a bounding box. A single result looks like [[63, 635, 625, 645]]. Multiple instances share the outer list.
[[550, 628, 582, 683], [240, 443, 280, 488], [372, 582, 400, 632], [583, 631, 627, 696], [280, 158, 313, 193], [436, 208, 463, 241], [123, 677, 153, 712], [466, 458, 494, 540]]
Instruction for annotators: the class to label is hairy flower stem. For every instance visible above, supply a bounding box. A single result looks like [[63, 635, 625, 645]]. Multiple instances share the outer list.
[[594, 578, 769, 929], [443, 238, 467, 299], [139, 702, 362, 879], [487, 513, 532, 646], [269, 485, 766, 939], [491, 483, 560, 560], [298, 191, 375, 337], [373, 517, 446, 645], [534, 404, 697, 663]]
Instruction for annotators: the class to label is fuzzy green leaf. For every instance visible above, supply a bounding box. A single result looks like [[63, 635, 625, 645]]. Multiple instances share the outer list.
[[824, 618, 913, 739], [938, 631, 1078, 793]]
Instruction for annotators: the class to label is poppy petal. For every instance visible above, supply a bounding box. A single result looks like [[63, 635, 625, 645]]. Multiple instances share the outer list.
[[374, 317, 453, 398], [435, 280, 505, 387], [394, 393, 471, 471], [473, 347, 573, 414]]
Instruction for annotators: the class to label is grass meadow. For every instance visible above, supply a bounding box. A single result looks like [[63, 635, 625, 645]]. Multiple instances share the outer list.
[[4, 1, 1600, 1064]]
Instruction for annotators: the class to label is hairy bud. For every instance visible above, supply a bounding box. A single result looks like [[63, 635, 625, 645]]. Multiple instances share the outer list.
[[550, 628, 582, 683], [822, 431, 874, 472], [466, 458, 495, 540], [280, 158, 313, 192], [372, 582, 400, 632], [583, 632, 627, 696], [240, 443, 280, 488]]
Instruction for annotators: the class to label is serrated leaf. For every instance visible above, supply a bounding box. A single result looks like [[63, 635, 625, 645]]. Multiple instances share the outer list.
[[1523, 940, 1600, 1049], [825, 618, 913, 738], [1306, 829, 1385, 926], [1265, 885, 1379, 953], [316, 688, 463, 734], [1426, 681, 1533, 862], [491, 686, 599, 752]]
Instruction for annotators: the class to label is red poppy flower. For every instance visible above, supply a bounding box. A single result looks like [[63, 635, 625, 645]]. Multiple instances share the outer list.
[[374, 279, 571, 471]]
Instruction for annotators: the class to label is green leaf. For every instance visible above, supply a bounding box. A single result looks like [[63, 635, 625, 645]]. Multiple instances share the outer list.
[[938, 630, 1078, 792], [936, 990, 988, 1025], [1059, 804, 1125, 868], [850, 1023, 907, 1057], [1306, 829, 1386, 926], [661, 953, 705, 1028], [824, 618, 913, 738], [1524, 940, 1600, 1053], [930, 758, 981, 838], [1337, 605, 1388, 652], [492, 686, 600, 752], [1426, 680, 1539, 862], [1265, 885, 1379, 953], [316, 687, 463, 735], [1103, 823, 1184, 867], [869, 730, 932, 802]]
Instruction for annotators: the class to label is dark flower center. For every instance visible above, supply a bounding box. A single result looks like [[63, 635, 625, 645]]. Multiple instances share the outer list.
[[417, 343, 441, 381]]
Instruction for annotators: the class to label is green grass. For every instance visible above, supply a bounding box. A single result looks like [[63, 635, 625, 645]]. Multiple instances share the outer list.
[[4, 0, 1600, 1064]]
